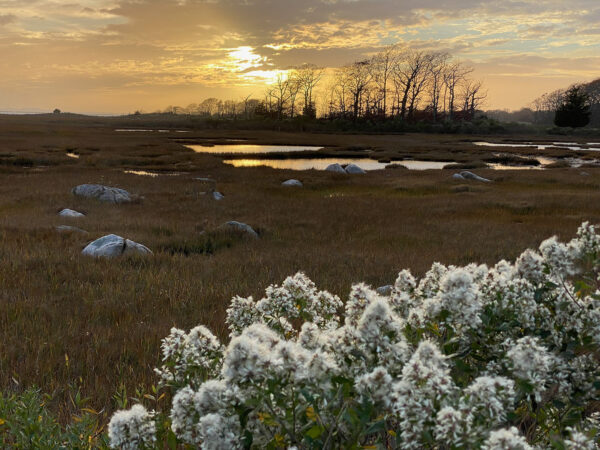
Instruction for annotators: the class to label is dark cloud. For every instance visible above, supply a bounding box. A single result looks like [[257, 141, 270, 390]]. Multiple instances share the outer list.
[[0, 13, 15, 25]]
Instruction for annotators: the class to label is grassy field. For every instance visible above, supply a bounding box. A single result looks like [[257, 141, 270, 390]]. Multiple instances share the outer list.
[[1, 114, 599, 423]]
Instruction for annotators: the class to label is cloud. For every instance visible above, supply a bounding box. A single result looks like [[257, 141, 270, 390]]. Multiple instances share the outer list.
[[0, 13, 15, 26], [0, 0, 598, 112]]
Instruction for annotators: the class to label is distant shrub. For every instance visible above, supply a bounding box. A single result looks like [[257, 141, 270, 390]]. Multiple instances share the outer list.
[[0, 388, 105, 448], [554, 86, 591, 128], [110, 222, 600, 449]]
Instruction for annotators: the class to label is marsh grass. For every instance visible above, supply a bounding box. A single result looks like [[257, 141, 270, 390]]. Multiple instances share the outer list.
[[0, 115, 599, 422]]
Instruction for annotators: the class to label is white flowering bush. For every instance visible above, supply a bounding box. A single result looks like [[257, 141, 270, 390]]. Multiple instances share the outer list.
[[109, 223, 600, 449]]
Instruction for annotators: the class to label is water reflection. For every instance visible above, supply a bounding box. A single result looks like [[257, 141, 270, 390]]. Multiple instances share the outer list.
[[223, 158, 451, 171], [66, 153, 79, 159], [489, 156, 555, 170], [187, 144, 323, 154], [124, 170, 180, 177], [115, 129, 190, 133], [474, 141, 600, 151]]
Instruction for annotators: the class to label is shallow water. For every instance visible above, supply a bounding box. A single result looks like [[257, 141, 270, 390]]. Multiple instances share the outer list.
[[223, 158, 451, 171], [474, 141, 600, 151], [124, 170, 180, 177], [224, 156, 562, 172], [187, 144, 323, 154], [115, 129, 190, 133], [66, 153, 79, 159]]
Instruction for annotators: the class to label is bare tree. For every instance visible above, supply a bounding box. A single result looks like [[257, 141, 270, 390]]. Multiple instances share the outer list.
[[294, 64, 324, 118], [342, 61, 372, 120], [370, 44, 403, 117], [287, 73, 301, 119], [199, 98, 220, 116], [391, 50, 435, 120], [426, 52, 450, 122], [269, 74, 292, 120], [461, 80, 487, 118], [443, 62, 473, 119]]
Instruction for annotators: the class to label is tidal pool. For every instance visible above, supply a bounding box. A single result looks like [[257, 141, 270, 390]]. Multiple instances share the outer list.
[[124, 170, 180, 177], [474, 141, 600, 151], [186, 144, 323, 154], [115, 129, 190, 133], [223, 158, 451, 171]]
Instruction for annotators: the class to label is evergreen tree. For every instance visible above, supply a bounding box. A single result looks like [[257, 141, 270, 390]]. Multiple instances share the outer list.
[[554, 86, 591, 128]]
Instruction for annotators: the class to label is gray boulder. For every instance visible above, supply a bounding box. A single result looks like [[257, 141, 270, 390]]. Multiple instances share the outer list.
[[282, 179, 303, 187], [452, 173, 466, 180], [82, 234, 152, 258], [345, 163, 366, 174], [72, 184, 132, 203], [223, 221, 259, 238], [56, 225, 88, 234], [213, 191, 224, 200], [459, 171, 491, 183], [58, 208, 85, 218], [325, 163, 346, 174], [376, 285, 393, 296]]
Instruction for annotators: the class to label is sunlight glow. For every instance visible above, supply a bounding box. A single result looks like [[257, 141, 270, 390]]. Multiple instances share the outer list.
[[242, 69, 289, 84], [227, 46, 266, 72]]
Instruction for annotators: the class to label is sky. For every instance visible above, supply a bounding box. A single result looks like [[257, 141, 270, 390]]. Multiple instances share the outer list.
[[0, 0, 598, 114]]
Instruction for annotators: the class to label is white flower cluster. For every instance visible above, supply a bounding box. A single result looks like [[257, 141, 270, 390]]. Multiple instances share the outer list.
[[226, 272, 343, 337], [155, 325, 223, 388], [109, 222, 600, 449], [108, 404, 156, 450]]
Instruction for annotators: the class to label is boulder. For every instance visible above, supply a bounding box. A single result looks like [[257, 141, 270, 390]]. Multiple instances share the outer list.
[[376, 285, 393, 296], [56, 225, 88, 234], [452, 173, 466, 180], [325, 163, 346, 174], [282, 179, 303, 187], [72, 184, 132, 203], [386, 163, 408, 170], [222, 221, 259, 238], [459, 171, 491, 183], [213, 191, 225, 200], [345, 163, 366, 174], [58, 208, 85, 218], [82, 234, 152, 258]]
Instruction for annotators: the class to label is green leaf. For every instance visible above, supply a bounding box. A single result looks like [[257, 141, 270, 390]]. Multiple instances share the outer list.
[[365, 420, 386, 435], [167, 429, 178, 450], [306, 425, 324, 439]]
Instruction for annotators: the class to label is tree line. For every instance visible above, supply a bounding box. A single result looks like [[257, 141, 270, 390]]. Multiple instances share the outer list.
[[158, 45, 486, 123], [487, 78, 599, 128]]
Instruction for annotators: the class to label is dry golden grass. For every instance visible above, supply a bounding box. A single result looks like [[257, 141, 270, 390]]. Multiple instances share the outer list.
[[0, 114, 599, 419]]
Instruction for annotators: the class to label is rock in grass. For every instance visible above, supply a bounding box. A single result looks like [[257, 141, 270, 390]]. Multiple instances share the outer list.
[[459, 171, 491, 183], [282, 179, 303, 187], [56, 225, 88, 234], [376, 285, 393, 296], [58, 208, 85, 218], [452, 173, 466, 180], [345, 163, 366, 174], [82, 234, 152, 258], [325, 163, 346, 174], [222, 221, 259, 238], [213, 191, 224, 200], [386, 163, 408, 170], [72, 184, 132, 203]]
